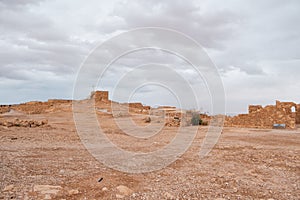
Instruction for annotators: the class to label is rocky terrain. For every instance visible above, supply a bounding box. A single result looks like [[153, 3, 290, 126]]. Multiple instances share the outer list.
[[0, 100, 299, 199]]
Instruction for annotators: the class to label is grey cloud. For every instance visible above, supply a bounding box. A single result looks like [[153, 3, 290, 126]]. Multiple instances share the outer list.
[[99, 0, 239, 49], [0, 0, 299, 114]]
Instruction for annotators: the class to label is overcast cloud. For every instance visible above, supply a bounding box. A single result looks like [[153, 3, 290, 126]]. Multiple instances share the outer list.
[[0, 0, 299, 114]]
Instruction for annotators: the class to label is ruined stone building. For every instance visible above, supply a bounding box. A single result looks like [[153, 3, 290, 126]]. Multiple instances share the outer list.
[[225, 100, 300, 129], [91, 91, 109, 102]]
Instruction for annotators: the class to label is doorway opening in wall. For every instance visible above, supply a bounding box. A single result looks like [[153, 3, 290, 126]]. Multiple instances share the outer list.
[[291, 106, 296, 113]]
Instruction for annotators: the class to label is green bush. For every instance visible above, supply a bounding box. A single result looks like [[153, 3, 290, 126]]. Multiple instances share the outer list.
[[191, 113, 202, 126]]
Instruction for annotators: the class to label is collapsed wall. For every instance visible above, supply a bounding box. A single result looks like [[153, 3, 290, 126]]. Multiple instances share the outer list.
[[225, 100, 298, 129], [11, 99, 72, 114]]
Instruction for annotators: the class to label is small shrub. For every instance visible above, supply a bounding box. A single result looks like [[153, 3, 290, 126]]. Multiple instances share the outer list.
[[191, 113, 202, 126]]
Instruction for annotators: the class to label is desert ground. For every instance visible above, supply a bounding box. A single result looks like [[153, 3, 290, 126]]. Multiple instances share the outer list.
[[1, 102, 299, 200]]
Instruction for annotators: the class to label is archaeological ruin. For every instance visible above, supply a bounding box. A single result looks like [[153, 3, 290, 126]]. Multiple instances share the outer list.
[[1, 91, 299, 129], [225, 100, 300, 129]]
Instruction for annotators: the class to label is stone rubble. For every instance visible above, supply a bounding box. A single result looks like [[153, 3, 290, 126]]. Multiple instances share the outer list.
[[0, 118, 48, 128]]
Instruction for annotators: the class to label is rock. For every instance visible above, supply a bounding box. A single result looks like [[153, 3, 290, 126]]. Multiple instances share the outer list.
[[68, 189, 79, 195], [102, 187, 108, 191], [131, 193, 137, 197], [3, 184, 14, 191], [42, 119, 48, 125], [144, 116, 151, 123], [33, 185, 62, 195], [164, 192, 175, 200], [59, 169, 65, 175], [116, 185, 133, 196], [116, 194, 124, 199]]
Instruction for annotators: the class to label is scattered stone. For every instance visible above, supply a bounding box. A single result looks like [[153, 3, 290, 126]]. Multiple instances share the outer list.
[[59, 169, 65, 175], [102, 187, 108, 191], [131, 193, 137, 198], [116, 185, 133, 196], [3, 184, 14, 192], [164, 192, 175, 200], [144, 116, 151, 123], [0, 118, 48, 128], [116, 194, 124, 199], [68, 189, 79, 195], [33, 185, 62, 195]]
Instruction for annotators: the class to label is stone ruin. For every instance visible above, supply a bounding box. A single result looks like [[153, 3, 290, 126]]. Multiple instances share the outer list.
[[91, 91, 109, 102], [12, 99, 72, 114], [225, 100, 300, 129], [127, 103, 151, 114], [0, 99, 72, 115], [0, 105, 11, 114], [2, 90, 298, 130], [0, 118, 48, 128]]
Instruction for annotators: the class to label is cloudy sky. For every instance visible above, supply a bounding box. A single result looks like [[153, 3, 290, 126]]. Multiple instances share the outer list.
[[0, 0, 299, 114]]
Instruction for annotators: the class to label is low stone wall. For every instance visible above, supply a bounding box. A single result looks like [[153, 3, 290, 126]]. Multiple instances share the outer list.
[[165, 111, 183, 127], [12, 100, 72, 114], [0, 105, 11, 114], [0, 118, 48, 128], [47, 99, 72, 104], [128, 103, 151, 114], [12, 102, 49, 114]]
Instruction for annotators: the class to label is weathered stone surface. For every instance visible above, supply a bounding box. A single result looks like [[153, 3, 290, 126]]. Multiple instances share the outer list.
[[0, 105, 11, 114], [144, 116, 151, 123], [116, 185, 133, 196], [3, 184, 14, 192], [68, 189, 79, 195], [33, 185, 62, 195], [92, 91, 109, 101], [116, 194, 125, 199], [0, 118, 48, 128], [164, 192, 175, 199]]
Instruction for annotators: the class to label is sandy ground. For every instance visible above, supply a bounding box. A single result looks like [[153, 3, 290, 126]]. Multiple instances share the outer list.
[[0, 108, 299, 200]]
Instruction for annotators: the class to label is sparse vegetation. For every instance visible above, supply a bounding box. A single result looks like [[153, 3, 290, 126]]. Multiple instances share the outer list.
[[191, 112, 202, 126]]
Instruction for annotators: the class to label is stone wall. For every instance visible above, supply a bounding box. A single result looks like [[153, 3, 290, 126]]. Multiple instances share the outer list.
[[11, 100, 72, 114], [165, 111, 184, 127], [128, 103, 151, 114], [0, 105, 11, 114], [12, 101, 49, 114], [225, 100, 298, 129], [47, 99, 72, 104], [296, 104, 300, 124], [248, 105, 263, 114], [0, 118, 48, 128], [93, 91, 109, 102], [200, 114, 211, 124]]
